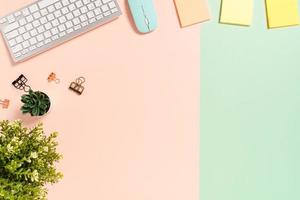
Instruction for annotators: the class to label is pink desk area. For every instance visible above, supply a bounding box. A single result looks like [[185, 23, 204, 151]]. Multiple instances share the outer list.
[[0, 1, 199, 199]]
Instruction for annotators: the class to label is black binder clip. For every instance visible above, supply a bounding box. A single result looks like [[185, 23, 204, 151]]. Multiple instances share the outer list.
[[0, 99, 10, 109], [12, 74, 32, 92], [12, 74, 51, 116], [69, 77, 85, 95]]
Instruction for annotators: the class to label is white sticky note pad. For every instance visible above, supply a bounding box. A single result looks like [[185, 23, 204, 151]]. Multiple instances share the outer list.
[[220, 0, 253, 26]]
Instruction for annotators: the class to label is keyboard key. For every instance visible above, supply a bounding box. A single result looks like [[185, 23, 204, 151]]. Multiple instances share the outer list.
[[74, 24, 81, 30], [15, 36, 23, 43], [29, 5, 39, 13], [94, 0, 102, 7], [59, 31, 66, 37], [25, 23, 33, 31], [54, 10, 62, 18], [101, 5, 109, 12], [102, 0, 112, 3], [103, 11, 111, 16], [4, 22, 19, 33], [33, 12, 41, 19], [23, 32, 30, 40], [111, 8, 118, 13], [18, 27, 26, 34], [29, 37, 37, 45], [52, 19, 59, 26], [59, 16, 67, 23], [82, 21, 88, 27], [75, 1, 84, 8], [7, 15, 16, 23], [0, 18, 7, 24], [45, 22, 52, 30], [108, 1, 116, 8], [87, 3, 95, 10], [51, 27, 59, 34], [33, 20, 41, 27], [61, 7, 69, 14], [12, 44, 22, 53], [8, 39, 16, 46], [22, 41, 30, 48], [73, 9, 81, 17], [47, 13, 55, 21], [38, 0, 60, 9], [29, 46, 37, 51], [52, 35, 59, 40], [83, 0, 90, 5], [66, 13, 74, 20], [19, 18, 27, 26], [14, 11, 22, 17], [44, 38, 51, 44], [87, 11, 94, 18], [80, 14, 88, 22], [22, 49, 29, 55], [15, 52, 22, 58], [40, 17, 47, 24], [67, 28, 74, 33], [65, 21, 73, 28], [96, 14, 103, 20], [37, 34, 45, 41], [22, 8, 30, 16], [37, 42, 44, 47], [37, 26, 45, 33], [26, 15, 34, 22], [6, 30, 18, 40], [94, 8, 102, 15], [48, 5, 55, 13], [44, 30, 51, 38], [80, 6, 88, 13], [58, 24, 66, 31], [62, 0, 70, 6], [69, 4, 76, 11], [89, 18, 96, 23], [30, 29, 38, 36], [72, 18, 80, 25], [55, 2, 63, 9], [41, 9, 48, 16]]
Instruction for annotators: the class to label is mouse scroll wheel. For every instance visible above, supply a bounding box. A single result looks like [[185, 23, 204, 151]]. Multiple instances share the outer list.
[[144, 17, 150, 25]]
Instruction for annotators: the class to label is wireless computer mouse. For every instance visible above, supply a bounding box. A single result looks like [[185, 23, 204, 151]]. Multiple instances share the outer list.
[[128, 0, 158, 33]]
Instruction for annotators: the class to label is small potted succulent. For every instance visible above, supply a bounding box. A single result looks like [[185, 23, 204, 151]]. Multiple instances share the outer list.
[[0, 120, 63, 199], [21, 90, 51, 116]]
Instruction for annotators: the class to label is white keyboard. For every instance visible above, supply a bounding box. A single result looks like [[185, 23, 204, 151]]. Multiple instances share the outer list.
[[0, 0, 121, 62]]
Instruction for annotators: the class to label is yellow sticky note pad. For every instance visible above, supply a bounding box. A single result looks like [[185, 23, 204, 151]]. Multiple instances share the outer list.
[[265, 0, 299, 28], [220, 0, 253, 26], [174, 0, 210, 27]]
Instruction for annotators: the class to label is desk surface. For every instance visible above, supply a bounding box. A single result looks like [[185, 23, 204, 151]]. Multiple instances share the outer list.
[[0, 1, 199, 199]]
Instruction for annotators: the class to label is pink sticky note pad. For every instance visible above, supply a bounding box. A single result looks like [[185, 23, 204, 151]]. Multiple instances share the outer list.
[[174, 0, 210, 27]]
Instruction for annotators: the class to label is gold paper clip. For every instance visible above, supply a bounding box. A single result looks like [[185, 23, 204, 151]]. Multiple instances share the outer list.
[[47, 72, 60, 83], [0, 99, 10, 109], [69, 77, 85, 95]]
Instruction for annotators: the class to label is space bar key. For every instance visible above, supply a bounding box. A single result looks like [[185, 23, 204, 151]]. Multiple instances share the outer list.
[[38, 0, 60, 9]]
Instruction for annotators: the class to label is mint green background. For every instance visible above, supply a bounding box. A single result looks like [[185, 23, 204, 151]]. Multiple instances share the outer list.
[[201, 0, 300, 199]]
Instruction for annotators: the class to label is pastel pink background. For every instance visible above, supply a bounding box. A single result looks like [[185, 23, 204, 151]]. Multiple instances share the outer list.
[[0, 0, 199, 199]]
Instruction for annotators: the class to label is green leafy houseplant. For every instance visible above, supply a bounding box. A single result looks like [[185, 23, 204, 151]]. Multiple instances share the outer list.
[[21, 90, 51, 116], [0, 120, 63, 199]]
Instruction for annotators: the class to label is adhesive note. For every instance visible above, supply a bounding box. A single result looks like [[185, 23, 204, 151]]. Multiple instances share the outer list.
[[265, 0, 299, 28], [174, 0, 210, 27], [219, 0, 253, 26]]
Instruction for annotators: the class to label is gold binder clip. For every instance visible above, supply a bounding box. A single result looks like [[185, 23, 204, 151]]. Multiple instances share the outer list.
[[47, 72, 60, 84], [69, 77, 85, 95], [0, 99, 10, 109]]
